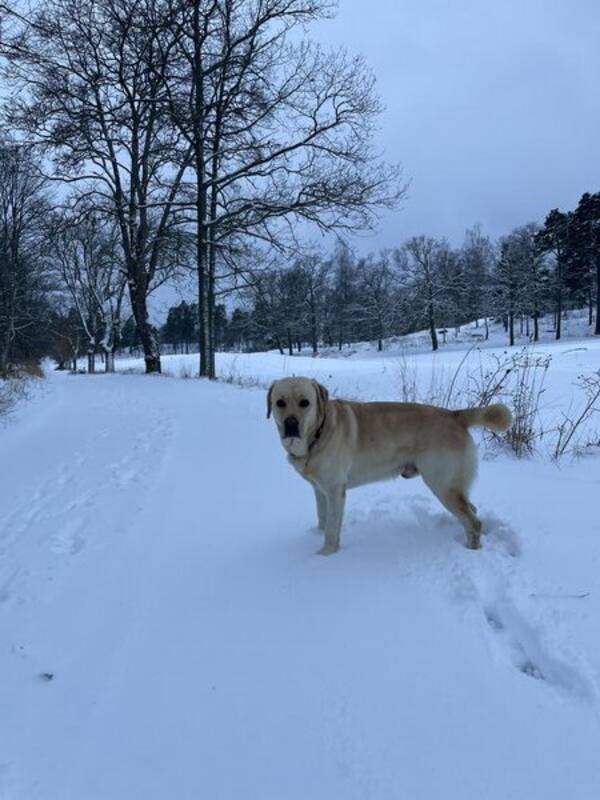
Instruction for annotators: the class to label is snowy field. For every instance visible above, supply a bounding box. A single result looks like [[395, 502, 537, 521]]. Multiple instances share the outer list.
[[1, 335, 600, 799]]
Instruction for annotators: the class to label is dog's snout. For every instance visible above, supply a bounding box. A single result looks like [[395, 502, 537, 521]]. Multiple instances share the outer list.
[[284, 415, 300, 437]]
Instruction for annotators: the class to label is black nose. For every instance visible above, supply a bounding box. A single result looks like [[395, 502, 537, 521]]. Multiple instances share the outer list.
[[284, 416, 300, 437]]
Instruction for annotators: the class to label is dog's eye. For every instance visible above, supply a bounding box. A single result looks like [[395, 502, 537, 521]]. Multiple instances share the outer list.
[[299, 399, 310, 408], [276, 399, 286, 409]]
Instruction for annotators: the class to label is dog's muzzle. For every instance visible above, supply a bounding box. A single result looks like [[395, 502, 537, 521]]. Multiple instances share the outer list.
[[283, 415, 300, 438]]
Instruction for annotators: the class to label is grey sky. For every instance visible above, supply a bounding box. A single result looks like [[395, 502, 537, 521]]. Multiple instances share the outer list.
[[312, 0, 600, 249]]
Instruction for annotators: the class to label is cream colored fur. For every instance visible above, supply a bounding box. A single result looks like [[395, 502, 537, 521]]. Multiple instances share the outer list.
[[267, 377, 513, 555]]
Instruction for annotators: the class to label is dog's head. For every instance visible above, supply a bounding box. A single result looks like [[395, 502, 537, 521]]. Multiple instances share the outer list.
[[267, 377, 329, 457]]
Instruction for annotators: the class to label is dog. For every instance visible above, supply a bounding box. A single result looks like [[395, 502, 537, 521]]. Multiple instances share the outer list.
[[267, 377, 513, 555]]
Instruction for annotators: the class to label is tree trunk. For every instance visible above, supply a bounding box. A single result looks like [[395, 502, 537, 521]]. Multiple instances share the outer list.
[[555, 256, 563, 340], [0, 315, 15, 376], [427, 300, 438, 352], [130, 286, 161, 373], [595, 255, 600, 335], [509, 311, 514, 346], [287, 328, 293, 356], [140, 328, 160, 373], [104, 349, 115, 373], [0, 333, 10, 377], [196, 208, 209, 377], [207, 258, 216, 378], [87, 348, 95, 374], [193, 1, 210, 377], [484, 316, 489, 340], [309, 288, 318, 357], [206, 82, 225, 381]]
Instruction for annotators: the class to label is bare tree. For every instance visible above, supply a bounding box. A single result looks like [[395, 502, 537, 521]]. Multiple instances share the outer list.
[[511, 223, 547, 342], [48, 304, 83, 371], [400, 237, 444, 351], [246, 268, 288, 353], [2, 0, 192, 372], [0, 140, 50, 374], [50, 211, 127, 373], [162, 0, 404, 377], [297, 255, 327, 356], [460, 225, 494, 333], [328, 241, 360, 350], [357, 251, 396, 351]]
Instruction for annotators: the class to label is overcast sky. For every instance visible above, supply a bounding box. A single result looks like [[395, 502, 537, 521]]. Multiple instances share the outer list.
[[156, 0, 600, 316], [311, 0, 600, 250]]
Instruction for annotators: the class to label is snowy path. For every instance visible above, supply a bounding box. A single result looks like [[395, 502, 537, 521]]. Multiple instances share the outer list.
[[1, 372, 600, 799]]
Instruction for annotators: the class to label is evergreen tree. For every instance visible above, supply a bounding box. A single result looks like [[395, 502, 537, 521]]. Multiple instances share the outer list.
[[535, 209, 572, 340], [572, 192, 600, 334]]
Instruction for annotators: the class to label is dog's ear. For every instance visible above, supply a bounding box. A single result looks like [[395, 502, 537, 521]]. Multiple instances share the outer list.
[[266, 382, 275, 418], [312, 380, 329, 418]]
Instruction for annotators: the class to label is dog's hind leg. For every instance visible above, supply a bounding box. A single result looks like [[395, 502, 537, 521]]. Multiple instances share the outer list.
[[422, 478, 482, 549], [418, 442, 483, 549], [443, 489, 482, 550]]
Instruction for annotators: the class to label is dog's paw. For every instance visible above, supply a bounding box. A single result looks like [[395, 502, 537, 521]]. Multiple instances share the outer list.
[[400, 463, 419, 479], [317, 542, 339, 556], [465, 536, 481, 550]]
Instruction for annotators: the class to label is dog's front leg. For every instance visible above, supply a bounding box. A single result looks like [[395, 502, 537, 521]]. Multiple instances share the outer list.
[[313, 485, 327, 531], [318, 484, 346, 556]]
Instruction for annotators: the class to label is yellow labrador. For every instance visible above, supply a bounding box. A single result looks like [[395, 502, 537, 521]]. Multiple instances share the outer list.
[[267, 377, 512, 555]]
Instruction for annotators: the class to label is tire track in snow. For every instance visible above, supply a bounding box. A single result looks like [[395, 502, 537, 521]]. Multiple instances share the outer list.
[[0, 376, 173, 612]]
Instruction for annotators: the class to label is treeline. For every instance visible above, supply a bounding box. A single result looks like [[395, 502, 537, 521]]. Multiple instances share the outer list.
[[147, 193, 600, 357], [212, 200, 600, 354], [3, 136, 599, 373], [0, 0, 401, 377]]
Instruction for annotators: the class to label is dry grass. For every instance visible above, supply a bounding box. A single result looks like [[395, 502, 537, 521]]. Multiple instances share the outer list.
[[396, 346, 566, 459], [552, 371, 600, 460], [0, 376, 29, 418], [219, 362, 269, 390], [500, 353, 550, 458]]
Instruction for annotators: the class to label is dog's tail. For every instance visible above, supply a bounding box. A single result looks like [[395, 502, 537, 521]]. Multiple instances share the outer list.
[[455, 404, 513, 433]]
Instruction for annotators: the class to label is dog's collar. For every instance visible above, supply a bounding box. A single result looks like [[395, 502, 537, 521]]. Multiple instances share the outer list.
[[308, 413, 327, 452]]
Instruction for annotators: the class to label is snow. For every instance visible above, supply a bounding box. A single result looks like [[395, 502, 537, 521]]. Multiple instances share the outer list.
[[1, 335, 600, 799]]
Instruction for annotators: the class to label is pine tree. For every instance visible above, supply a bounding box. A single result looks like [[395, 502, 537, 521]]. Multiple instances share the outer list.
[[573, 193, 600, 334], [535, 209, 572, 340]]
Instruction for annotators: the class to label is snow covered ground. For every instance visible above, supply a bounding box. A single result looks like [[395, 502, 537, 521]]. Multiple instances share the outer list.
[[1, 336, 600, 799]]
